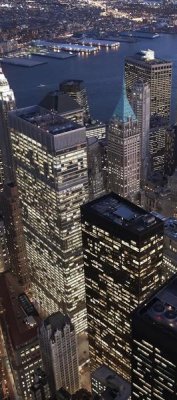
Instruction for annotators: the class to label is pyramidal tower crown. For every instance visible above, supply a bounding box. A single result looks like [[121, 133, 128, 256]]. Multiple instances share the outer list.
[[113, 78, 136, 122]]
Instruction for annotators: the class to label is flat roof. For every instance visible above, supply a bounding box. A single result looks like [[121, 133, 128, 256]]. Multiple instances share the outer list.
[[92, 365, 130, 400], [18, 106, 80, 135], [0, 273, 41, 348], [164, 218, 177, 241], [138, 275, 177, 334], [82, 193, 162, 236], [125, 54, 172, 66]]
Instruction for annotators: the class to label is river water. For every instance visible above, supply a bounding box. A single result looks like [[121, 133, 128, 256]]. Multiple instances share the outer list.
[[3, 34, 177, 123]]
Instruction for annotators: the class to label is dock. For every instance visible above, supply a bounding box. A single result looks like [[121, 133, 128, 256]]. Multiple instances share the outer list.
[[74, 38, 120, 48], [32, 51, 77, 59], [0, 57, 47, 67], [32, 40, 98, 54]]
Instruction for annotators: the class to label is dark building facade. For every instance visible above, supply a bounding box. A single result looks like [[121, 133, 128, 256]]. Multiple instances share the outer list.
[[0, 182, 30, 290], [81, 193, 164, 380], [132, 275, 177, 399], [60, 80, 90, 123]]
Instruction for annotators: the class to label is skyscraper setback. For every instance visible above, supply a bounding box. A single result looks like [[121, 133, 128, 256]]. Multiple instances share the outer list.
[[108, 83, 140, 199], [8, 105, 89, 333], [81, 193, 164, 380]]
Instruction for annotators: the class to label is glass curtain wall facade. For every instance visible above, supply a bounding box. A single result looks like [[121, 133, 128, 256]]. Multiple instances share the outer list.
[[8, 106, 88, 334]]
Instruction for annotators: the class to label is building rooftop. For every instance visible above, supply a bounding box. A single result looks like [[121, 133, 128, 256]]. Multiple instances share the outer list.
[[113, 80, 136, 122], [44, 311, 73, 333], [8, 105, 86, 154], [92, 365, 130, 400], [0, 272, 41, 348], [125, 50, 172, 66], [164, 218, 177, 241], [81, 192, 163, 237], [138, 275, 177, 335], [19, 105, 80, 135], [40, 91, 82, 115]]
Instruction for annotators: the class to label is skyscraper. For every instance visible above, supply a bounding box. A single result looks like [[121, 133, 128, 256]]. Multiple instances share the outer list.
[[8, 106, 88, 333], [0, 214, 10, 273], [60, 80, 90, 123], [81, 193, 164, 380], [132, 275, 177, 399], [0, 182, 30, 290], [125, 50, 172, 126], [131, 81, 150, 183], [108, 83, 140, 199], [39, 312, 79, 395], [0, 273, 42, 400], [125, 50, 172, 174], [0, 67, 15, 184]]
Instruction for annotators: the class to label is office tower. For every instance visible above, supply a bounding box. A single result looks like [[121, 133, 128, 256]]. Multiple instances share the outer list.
[[132, 275, 177, 399], [125, 50, 172, 126], [108, 83, 140, 199], [60, 80, 90, 123], [0, 273, 42, 400], [0, 214, 10, 273], [81, 193, 164, 380], [8, 106, 88, 333], [125, 50, 172, 174], [87, 137, 106, 200], [86, 121, 106, 139], [0, 67, 15, 183], [0, 182, 29, 289], [165, 125, 175, 176], [31, 369, 51, 400], [131, 81, 150, 183], [39, 312, 80, 395], [91, 365, 130, 400], [40, 92, 84, 125], [163, 217, 177, 280], [149, 126, 167, 173]]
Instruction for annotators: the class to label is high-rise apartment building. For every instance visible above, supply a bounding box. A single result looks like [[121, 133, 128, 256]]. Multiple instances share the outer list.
[[8, 106, 88, 333], [39, 312, 80, 395], [0, 67, 15, 184], [60, 80, 90, 123], [131, 81, 150, 183], [108, 83, 140, 199], [0, 182, 29, 290], [125, 50, 172, 174], [0, 273, 42, 400], [81, 193, 164, 380], [132, 275, 177, 399]]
